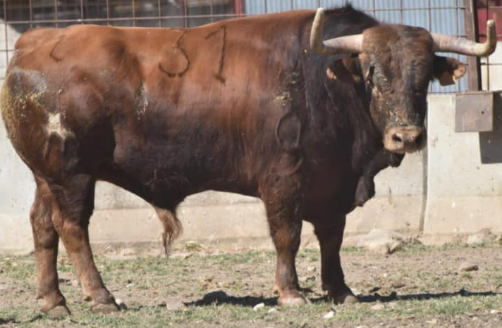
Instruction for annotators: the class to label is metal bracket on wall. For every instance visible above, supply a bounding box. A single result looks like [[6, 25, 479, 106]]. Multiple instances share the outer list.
[[455, 91, 495, 132]]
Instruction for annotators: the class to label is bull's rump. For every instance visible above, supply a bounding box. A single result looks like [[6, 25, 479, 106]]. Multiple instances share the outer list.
[[1, 12, 314, 197]]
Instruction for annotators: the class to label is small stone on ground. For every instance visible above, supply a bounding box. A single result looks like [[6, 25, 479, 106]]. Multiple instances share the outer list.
[[164, 297, 185, 311], [343, 229, 419, 255], [371, 303, 385, 311], [467, 234, 491, 246], [323, 311, 335, 319], [459, 262, 479, 272], [120, 248, 136, 256], [253, 303, 265, 311]]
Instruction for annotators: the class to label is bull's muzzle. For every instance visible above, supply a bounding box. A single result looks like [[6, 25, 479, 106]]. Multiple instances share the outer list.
[[384, 125, 426, 153]]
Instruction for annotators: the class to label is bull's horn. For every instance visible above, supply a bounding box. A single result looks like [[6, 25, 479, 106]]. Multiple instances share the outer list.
[[310, 8, 363, 55], [432, 20, 497, 56]]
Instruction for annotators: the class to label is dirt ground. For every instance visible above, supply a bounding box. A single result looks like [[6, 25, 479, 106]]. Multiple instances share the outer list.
[[1, 243, 502, 328]]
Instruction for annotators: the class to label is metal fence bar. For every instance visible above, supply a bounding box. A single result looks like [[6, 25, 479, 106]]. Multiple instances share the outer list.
[[80, 0, 84, 22], [3, 0, 7, 68], [210, 0, 214, 22], [157, 0, 161, 27], [28, 0, 33, 29], [1, 14, 250, 25], [184, 0, 188, 28], [106, 0, 110, 25], [132, 0, 136, 27], [54, 0, 58, 27], [485, 0, 490, 91], [456, 0, 460, 92], [399, 0, 403, 24]]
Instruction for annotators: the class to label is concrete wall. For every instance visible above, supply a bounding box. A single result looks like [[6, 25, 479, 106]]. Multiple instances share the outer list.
[[1, 93, 501, 253]]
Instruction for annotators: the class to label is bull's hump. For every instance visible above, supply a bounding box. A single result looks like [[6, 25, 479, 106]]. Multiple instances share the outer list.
[[14, 28, 60, 52]]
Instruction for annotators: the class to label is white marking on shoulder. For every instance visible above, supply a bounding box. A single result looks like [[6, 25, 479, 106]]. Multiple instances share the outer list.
[[46, 112, 74, 139]]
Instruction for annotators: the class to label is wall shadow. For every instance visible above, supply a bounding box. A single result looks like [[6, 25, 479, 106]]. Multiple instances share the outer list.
[[479, 93, 502, 164]]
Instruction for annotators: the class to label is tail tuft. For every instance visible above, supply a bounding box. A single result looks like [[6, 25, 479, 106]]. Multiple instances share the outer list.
[[155, 207, 183, 257]]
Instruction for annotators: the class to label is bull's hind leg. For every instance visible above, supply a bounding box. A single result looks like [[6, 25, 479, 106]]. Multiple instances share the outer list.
[[313, 217, 358, 305], [49, 174, 120, 313], [30, 176, 70, 316]]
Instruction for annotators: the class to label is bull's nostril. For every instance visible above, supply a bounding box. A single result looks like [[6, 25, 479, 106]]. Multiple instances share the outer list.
[[392, 134, 403, 143]]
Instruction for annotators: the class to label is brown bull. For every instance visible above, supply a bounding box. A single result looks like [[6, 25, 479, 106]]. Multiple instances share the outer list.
[[1, 5, 496, 315]]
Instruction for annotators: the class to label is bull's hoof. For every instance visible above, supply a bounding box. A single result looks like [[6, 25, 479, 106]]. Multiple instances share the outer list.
[[90, 302, 121, 314], [277, 292, 310, 307], [44, 305, 71, 317], [331, 292, 359, 305]]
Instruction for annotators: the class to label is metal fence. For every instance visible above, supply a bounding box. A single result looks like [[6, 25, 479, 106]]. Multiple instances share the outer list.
[[0, 0, 498, 93]]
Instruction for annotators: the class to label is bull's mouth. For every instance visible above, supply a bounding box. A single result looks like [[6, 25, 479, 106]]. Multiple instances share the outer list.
[[383, 125, 427, 154]]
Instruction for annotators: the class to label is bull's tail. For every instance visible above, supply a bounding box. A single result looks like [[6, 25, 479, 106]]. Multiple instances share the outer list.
[[154, 207, 183, 257]]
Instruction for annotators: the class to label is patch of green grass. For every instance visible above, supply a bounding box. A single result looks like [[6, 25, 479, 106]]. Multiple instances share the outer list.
[[461, 273, 473, 280], [0, 257, 36, 280], [340, 246, 367, 254], [397, 242, 500, 255], [297, 248, 320, 262]]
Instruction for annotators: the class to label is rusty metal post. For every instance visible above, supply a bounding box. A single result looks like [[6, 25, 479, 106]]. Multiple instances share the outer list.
[[3, 0, 8, 66], [106, 0, 110, 26], [465, 0, 481, 91], [54, 0, 58, 27]]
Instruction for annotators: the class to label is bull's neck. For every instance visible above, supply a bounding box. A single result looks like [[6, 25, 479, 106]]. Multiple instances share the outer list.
[[346, 66, 383, 173], [318, 59, 382, 173]]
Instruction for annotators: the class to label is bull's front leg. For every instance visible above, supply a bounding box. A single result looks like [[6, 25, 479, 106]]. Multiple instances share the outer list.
[[354, 150, 404, 207], [261, 175, 307, 306], [314, 217, 358, 305], [267, 208, 306, 306]]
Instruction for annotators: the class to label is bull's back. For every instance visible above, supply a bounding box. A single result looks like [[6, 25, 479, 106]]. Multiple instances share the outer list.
[[2, 12, 312, 196]]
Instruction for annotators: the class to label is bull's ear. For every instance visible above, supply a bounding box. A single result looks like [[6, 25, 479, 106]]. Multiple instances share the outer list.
[[326, 58, 363, 85], [326, 60, 356, 84], [433, 55, 466, 86]]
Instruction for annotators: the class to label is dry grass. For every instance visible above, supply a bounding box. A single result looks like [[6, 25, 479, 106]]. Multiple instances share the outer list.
[[1, 244, 502, 328]]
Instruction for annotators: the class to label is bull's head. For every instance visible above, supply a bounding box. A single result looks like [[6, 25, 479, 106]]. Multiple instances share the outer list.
[[310, 8, 497, 154]]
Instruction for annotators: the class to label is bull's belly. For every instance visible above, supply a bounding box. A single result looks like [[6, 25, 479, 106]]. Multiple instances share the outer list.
[[100, 141, 260, 205]]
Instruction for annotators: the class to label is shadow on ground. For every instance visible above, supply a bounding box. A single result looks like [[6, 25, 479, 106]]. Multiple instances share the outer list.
[[186, 289, 498, 307], [0, 318, 16, 324], [358, 289, 496, 303]]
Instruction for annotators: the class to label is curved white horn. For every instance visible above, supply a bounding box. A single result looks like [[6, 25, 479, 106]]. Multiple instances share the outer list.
[[432, 20, 497, 56], [310, 8, 363, 56]]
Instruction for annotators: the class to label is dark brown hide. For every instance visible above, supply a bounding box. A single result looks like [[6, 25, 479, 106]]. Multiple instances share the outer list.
[[0, 6, 468, 313]]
